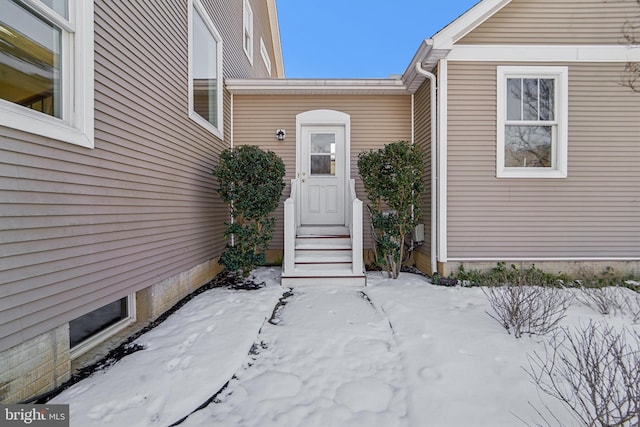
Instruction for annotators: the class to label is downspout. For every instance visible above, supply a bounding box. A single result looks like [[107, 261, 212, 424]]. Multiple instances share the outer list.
[[229, 92, 235, 247], [415, 61, 437, 274], [230, 93, 234, 149]]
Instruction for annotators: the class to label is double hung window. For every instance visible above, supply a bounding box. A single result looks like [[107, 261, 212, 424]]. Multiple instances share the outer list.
[[497, 66, 568, 178], [243, 0, 253, 63], [0, 0, 94, 147], [189, 0, 223, 138]]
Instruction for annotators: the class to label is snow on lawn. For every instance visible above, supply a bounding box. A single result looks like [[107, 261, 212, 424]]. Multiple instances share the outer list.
[[50, 268, 285, 427], [52, 268, 639, 427], [182, 283, 408, 427]]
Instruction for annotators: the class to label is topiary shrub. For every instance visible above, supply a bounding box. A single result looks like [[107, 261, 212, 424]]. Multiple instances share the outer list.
[[213, 145, 285, 277], [358, 140, 424, 279]]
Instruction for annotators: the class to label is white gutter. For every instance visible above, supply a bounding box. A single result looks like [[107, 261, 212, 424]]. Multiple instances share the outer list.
[[414, 61, 438, 275]]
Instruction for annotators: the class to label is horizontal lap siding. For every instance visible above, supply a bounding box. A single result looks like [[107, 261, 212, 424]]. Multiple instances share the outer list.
[[413, 82, 433, 262], [460, 0, 639, 44], [0, 0, 233, 352], [232, 95, 412, 250], [446, 62, 640, 259]]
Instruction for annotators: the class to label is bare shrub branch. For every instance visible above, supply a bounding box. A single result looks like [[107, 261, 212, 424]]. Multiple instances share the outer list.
[[623, 291, 640, 323], [577, 286, 626, 316], [483, 285, 572, 338], [526, 322, 640, 427]]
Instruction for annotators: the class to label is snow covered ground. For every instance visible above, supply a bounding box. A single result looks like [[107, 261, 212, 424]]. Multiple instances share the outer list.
[[51, 267, 640, 427]]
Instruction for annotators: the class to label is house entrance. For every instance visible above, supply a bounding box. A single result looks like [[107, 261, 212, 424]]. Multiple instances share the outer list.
[[299, 125, 345, 225]]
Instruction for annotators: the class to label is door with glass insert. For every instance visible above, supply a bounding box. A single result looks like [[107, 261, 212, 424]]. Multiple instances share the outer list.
[[300, 126, 345, 225]]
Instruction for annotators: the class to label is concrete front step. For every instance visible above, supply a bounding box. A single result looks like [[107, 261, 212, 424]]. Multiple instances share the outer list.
[[281, 275, 367, 287], [292, 263, 353, 273]]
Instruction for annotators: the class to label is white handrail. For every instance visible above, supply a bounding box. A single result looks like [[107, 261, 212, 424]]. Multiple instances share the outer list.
[[349, 179, 364, 275], [283, 179, 298, 275]]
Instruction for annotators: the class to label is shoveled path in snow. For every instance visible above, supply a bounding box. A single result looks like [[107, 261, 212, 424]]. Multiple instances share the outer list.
[[181, 285, 409, 427]]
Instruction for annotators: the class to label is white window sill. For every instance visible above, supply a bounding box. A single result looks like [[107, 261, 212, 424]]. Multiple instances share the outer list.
[[0, 101, 94, 149], [189, 111, 224, 140], [497, 168, 567, 179]]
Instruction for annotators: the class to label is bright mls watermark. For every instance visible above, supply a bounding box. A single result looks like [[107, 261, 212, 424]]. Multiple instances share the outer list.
[[1, 405, 69, 426]]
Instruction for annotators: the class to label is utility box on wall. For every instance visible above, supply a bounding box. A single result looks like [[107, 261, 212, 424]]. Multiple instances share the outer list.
[[412, 223, 425, 245]]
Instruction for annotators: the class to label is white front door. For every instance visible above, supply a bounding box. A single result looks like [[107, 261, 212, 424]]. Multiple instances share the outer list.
[[300, 125, 345, 225]]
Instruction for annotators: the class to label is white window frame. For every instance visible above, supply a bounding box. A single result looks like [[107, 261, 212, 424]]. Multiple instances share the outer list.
[[260, 37, 271, 76], [243, 0, 254, 64], [0, 0, 94, 148], [188, 0, 224, 139], [70, 294, 136, 359], [496, 66, 568, 178]]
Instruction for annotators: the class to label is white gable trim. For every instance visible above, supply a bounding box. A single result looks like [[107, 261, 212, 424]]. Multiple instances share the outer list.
[[432, 0, 512, 50], [449, 45, 640, 62]]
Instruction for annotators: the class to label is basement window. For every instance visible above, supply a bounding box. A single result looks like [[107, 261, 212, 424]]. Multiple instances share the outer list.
[[70, 295, 136, 358]]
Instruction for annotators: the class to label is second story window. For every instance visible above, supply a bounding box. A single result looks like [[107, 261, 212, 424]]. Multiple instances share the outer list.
[[0, 0, 94, 148], [189, 0, 223, 139], [243, 0, 253, 64], [260, 37, 271, 76]]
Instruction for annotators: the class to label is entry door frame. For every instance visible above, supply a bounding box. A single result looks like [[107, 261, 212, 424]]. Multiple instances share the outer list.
[[296, 109, 351, 226]]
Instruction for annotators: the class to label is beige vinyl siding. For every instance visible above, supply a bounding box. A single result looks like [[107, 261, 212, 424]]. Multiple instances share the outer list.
[[0, 0, 240, 353], [446, 61, 640, 260], [203, 0, 273, 78], [232, 95, 413, 250], [459, 0, 639, 44], [413, 81, 433, 263]]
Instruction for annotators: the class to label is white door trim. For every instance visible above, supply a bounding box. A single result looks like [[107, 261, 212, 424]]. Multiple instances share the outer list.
[[296, 110, 351, 226]]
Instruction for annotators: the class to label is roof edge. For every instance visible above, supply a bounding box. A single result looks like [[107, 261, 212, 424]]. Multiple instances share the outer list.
[[225, 78, 410, 95], [432, 0, 512, 49], [267, 0, 285, 77]]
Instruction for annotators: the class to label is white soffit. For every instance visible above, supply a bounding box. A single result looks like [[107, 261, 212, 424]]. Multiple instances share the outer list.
[[225, 78, 410, 95]]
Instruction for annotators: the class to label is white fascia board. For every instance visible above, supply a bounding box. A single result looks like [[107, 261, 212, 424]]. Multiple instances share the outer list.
[[266, 0, 285, 77], [449, 45, 640, 62], [225, 78, 409, 95], [432, 0, 512, 50]]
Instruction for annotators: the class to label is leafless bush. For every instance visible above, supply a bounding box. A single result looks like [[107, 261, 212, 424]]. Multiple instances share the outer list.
[[526, 322, 640, 427], [578, 286, 640, 322], [483, 285, 572, 338], [623, 292, 640, 323], [577, 286, 626, 316]]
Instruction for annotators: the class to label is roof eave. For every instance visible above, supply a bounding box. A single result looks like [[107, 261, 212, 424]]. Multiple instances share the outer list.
[[225, 78, 410, 95], [267, 0, 285, 77], [431, 0, 512, 49], [402, 39, 451, 92], [401, 0, 512, 92]]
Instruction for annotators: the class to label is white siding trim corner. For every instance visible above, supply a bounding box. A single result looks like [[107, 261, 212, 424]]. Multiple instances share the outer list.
[[437, 59, 448, 263]]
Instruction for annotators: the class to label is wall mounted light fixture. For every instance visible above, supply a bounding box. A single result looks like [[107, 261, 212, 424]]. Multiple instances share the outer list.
[[275, 129, 286, 140]]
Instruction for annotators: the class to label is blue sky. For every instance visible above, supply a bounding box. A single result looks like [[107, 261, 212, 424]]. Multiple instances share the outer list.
[[276, 0, 480, 78]]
